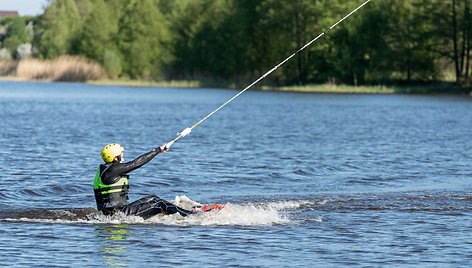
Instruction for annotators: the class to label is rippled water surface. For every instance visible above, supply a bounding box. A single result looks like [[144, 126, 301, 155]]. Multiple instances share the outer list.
[[1, 81, 472, 267]]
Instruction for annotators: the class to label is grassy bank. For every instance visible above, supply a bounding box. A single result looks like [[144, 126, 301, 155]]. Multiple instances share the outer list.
[[90, 79, 202, 88], [261, 84, 395, 94], [90, 79, 396, 93], [262, 83, 472, 95], [0, 56, 104, 82], [0, 57, 470, 95], [90, 79, 471, 95]]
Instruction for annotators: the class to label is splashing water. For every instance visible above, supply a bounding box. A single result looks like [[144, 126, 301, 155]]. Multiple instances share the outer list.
[[0, 196, 298, 226]]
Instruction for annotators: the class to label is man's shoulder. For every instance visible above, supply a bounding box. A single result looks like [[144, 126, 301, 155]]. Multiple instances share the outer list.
[[98, 163, 115, 173]]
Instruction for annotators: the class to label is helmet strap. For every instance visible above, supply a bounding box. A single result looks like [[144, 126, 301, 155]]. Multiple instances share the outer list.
[[113, 155, 122, 163]]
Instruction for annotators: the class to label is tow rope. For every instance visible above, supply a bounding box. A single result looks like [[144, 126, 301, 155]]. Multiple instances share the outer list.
[[166, 0, 372, 148]]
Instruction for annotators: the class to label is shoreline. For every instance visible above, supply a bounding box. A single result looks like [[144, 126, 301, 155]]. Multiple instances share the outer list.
[[260, 84, 395, 94], [1, 76, 471, 95]]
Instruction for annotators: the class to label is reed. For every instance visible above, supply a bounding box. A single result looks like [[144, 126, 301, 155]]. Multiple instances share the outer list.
[[0, 56, 105, 82], [0, 61, 18, 76]]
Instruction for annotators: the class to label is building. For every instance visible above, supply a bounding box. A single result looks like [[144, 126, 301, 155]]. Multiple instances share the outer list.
[[0, 11, 19, 19], [0, 11, 19, 43]]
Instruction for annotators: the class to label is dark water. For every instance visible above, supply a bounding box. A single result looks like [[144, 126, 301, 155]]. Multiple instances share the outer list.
[[1, 81, 472, 267]]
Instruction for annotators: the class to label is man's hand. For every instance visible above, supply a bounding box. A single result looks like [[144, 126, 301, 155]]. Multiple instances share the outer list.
[[159, 143, 170, 153]]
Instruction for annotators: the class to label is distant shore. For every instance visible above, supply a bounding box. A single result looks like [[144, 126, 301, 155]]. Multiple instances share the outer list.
[[1, 76, 471, 96], [1, 57, 470, 95], [91, 79, 397, 94], [89, 79, 472, 95], [262, 83, 472, 95]]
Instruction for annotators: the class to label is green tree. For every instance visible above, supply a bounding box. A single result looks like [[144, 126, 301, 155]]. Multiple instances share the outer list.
[[103, 49, 122, 79], [27, 0, 469, 86], [330, 0, 393, 85], [37, 0, 81, 59], [167, 0, 233, 80], [118, 0, 171, 79], [78, 0, 120, 63], [2, 17, 30, 58], [449, 0, 472, 83], [386, 0, 441, 81]]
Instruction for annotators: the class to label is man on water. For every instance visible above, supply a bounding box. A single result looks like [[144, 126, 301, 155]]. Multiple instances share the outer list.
[[93, 143, 222, 219]]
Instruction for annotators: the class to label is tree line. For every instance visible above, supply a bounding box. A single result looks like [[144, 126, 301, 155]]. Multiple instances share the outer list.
[[0, 0, 471, 87]]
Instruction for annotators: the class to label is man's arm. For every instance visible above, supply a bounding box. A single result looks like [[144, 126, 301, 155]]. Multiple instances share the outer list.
[[102, 145, 167, 184]]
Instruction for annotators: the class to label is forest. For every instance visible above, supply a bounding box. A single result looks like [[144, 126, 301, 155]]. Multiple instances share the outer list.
[[0, 0, 471, 89]]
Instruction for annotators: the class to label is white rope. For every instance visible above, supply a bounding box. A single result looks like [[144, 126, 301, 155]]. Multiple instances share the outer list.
[[167, 0, 373, 147]]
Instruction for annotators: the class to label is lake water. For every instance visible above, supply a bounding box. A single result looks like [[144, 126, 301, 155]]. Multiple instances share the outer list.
[[0, 80, 471, 267]]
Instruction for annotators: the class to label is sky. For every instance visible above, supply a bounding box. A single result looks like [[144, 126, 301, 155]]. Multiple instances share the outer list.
[[0, 0, 48, 16]]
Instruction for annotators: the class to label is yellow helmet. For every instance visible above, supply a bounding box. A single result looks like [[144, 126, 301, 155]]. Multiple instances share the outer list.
[[101, 144, 124, 163]]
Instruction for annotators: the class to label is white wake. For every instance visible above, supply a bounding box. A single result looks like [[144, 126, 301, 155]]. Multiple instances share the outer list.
[[2, 196, 308, 226]]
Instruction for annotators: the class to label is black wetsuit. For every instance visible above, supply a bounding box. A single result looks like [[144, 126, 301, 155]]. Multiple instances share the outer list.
[[97, 147, 194, 219]]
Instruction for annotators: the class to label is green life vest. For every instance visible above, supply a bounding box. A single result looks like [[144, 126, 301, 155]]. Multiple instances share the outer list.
[[93, 165, 129, 211]]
